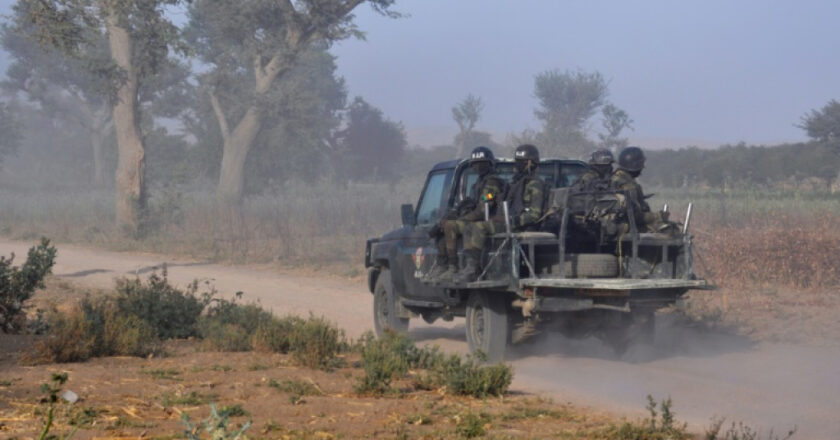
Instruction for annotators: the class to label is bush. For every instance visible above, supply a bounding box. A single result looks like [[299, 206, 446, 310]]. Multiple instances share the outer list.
[[354, 331, 512, 397], [603, 396, 690, 440], [0, 238, 56, 333], [437, 353, 512, 398], [199, 296, 346, 369], [287, 315, 346, 370], [115, 268, 210, 339], [31, 297, 159, 363]]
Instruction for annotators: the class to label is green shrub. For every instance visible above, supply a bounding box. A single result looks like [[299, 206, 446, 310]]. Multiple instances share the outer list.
[[455, 412, 490, 439], [182, 404, 252, 440], [354, 331, 512, 397], [437, 353, 513, 398], [355, 331, 415, 395], [115, 269, 210, 339], [287, 314, 346, 370], [0, 238, 56, 333]]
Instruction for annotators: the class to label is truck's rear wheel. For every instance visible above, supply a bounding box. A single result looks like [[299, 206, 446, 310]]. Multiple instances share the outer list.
[[373, 269, 408, 336], [465, 291, 510, 363]]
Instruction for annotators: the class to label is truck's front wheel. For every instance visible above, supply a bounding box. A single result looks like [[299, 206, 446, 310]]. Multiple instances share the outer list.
[[373, 269, 409, 336], [465, 291, 510, 363]]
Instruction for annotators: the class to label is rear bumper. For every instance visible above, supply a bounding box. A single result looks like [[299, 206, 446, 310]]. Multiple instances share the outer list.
[[519, 277, 714, 291]]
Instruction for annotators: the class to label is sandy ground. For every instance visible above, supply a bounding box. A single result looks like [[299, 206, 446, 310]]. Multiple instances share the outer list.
[[1, 238, 838, 439]]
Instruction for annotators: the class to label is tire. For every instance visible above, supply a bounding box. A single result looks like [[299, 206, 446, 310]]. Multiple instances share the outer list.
[[563, 253, 619, 278], [373, 269, 409, 337], [465, 291, 511, 363]]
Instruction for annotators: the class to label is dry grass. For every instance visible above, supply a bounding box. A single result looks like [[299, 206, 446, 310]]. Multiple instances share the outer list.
[[2, 183, 839, 345]]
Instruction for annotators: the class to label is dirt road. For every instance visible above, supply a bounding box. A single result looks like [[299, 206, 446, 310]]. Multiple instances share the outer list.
[[3, 238, 838, 438]]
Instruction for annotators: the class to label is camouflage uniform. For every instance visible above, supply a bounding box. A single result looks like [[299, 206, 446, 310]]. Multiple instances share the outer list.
[[574, 169, 611, 192], [465, 172, 545, 252], [610, 169, 655, 229], [436, 173, 505, 260]]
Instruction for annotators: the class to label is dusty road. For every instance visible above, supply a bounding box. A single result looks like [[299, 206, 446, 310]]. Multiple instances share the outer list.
[[2, 238, 838, 438]]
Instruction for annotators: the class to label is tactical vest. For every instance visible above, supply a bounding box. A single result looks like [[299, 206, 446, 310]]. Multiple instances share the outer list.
[[506, 173, 546, 223], [473, 173, 504, 216]]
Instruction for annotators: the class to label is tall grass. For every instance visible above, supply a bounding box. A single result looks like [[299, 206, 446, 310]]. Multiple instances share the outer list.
[[1, 182, 839, 291]]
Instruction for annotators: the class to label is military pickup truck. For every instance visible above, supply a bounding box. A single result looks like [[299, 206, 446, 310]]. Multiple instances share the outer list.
[[364, 157, 713, 361]]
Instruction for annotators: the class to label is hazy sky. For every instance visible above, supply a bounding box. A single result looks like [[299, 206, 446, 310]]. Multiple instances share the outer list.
[[1, 0, 837, 149], [331, 0, 840, 148]]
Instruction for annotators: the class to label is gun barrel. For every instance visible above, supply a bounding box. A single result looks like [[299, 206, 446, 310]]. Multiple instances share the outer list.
[[503, 201, 512, 234], [683, 202, 693, 234], [484, 202, 490, 222]]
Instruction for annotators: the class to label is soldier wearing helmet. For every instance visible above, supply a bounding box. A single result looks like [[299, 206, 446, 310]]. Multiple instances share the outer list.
[[454, 144, 546, 284], [427, 146, 505, 282], [575, 148, 615, 191], [611, 146, 654, 227]]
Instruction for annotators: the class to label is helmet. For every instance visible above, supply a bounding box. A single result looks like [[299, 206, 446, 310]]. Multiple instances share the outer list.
[[469, 146, 495, 164], [589, 148, 614, 166], [514, 144, 540, 162], [617, 146, 645, 172]]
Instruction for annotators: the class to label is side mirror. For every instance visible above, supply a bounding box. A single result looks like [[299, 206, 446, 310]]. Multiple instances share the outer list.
[[401, 204, 415, 226]]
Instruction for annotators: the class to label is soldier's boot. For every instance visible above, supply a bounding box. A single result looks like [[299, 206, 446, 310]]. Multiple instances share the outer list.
[[435, 264, 458, 283], [423, 256, 449, 282], [453, 251, 480, 284]]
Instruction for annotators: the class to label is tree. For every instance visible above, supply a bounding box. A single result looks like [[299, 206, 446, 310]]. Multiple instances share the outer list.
[[15, 0, 187, 236], [598, 103, 633, 153], [799, 99, 840, 146], [185, 0, 398, 214], [1, 13, 113, 186], [534, 69, 608, 157], [452, 94, 483, 158], [0, 103, 22, 166], [335, 96, 406, 182]]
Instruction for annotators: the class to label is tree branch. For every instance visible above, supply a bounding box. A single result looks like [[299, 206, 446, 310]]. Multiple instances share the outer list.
[[208, 89, 230, 141]]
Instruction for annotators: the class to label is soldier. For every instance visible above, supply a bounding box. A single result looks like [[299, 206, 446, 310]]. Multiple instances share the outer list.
[[426, 146, 505, 282], [611, 146, 664, 230], [574, 148, 614, 191], [454, 144, 546, 284]]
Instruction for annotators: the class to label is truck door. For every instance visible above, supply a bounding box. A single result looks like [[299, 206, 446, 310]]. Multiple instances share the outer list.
[[392, 168, 454, 301]]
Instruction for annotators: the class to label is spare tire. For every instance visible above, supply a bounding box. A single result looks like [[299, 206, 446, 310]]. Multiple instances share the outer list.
[[563, 253, 618, 278]]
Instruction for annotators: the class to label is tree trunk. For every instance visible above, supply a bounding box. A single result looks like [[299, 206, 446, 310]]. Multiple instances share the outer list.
[[105, 10, 146, 237], [90, 106, 113, 188], [216, 106, 262, 209]]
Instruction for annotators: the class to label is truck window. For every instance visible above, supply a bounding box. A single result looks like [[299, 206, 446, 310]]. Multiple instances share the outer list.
[[415, 170, 452, 225], [559, 163, 587, 187]]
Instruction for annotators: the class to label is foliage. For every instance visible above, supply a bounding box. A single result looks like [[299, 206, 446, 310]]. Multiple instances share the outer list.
[[0, 238, 56, 333], [335, 96, 407, 183], [644, 142, 839, 188], [31, 295, 160, 363], [0, 102, 23, 166], [799, 99, 840, 145], [115, 268, 211, 339], [455, 412, 490, 439], [534, 68, 608, 157], [599, 103, 633, 151], [436, 352, 513, 398], [452, 94, 484, 157], [37, 372, 72, 440], [200, 295, 347, 369], [354, 330, 513, 397], [182, 404, 252, 440]]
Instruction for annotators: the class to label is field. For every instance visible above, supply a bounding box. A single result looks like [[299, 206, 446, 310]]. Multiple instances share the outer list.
[[1, 278, 693, 440], [1, 182, 838, 345]]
